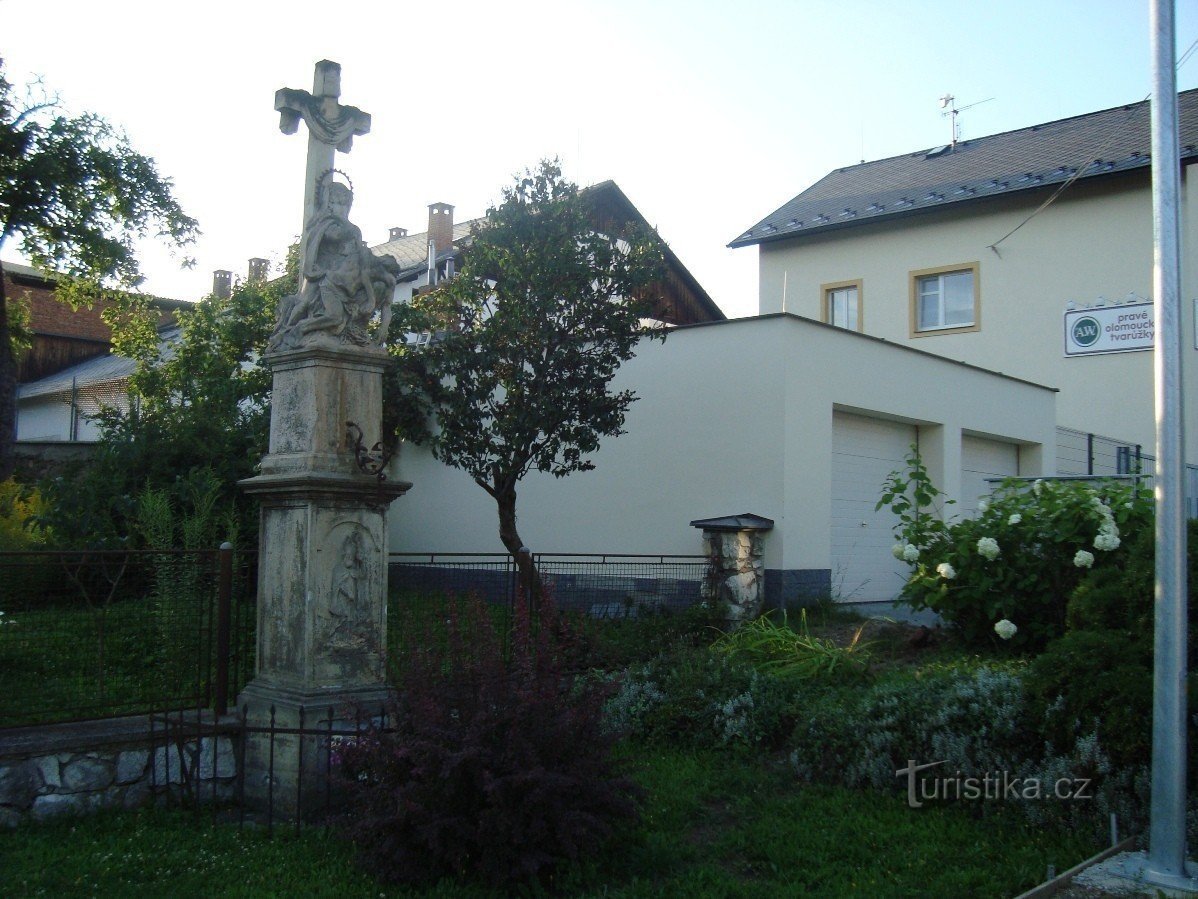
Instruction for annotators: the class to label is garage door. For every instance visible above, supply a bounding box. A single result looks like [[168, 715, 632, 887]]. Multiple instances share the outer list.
[[960, 436, 1019, 517], [831, 412, 917, 602]]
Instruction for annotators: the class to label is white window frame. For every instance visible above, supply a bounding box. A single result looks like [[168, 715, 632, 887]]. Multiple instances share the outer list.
[[909, 262, 980, 336], [822, 279, 863, 332]]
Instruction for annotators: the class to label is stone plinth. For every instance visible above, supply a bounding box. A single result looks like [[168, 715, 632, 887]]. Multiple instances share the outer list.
[[238, 345, 409, 816]]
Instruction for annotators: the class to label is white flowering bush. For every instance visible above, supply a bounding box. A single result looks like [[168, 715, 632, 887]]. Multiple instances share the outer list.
[[994, 619, 1017, 641], [878, 449, 1152, 650]]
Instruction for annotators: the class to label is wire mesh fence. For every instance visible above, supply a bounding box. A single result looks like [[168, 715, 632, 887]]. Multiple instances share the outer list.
[[1056, 426, 1198, 517], [0, 548, 256, 728], [387, 552, 708, 618]]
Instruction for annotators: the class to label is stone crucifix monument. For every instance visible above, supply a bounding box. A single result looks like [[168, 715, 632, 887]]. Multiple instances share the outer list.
[[237, 60, 410, 815]]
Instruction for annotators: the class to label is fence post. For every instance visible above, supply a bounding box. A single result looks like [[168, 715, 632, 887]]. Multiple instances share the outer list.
[[517, 546, 532, 616], [1087, 432, 1095, 475], [215, 542, 234, 717]]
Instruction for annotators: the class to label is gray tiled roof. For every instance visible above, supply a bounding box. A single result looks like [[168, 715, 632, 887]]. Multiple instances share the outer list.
[[730, 89, 1198, 248], [373, 221, 476, 271]]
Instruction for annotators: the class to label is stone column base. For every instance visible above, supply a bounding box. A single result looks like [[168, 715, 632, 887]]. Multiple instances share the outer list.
[[236, 681, 393, 820]]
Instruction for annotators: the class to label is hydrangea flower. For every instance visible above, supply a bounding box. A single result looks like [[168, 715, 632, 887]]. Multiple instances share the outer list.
[[1007, 513, 1022, 526], [977, 499, 989, 513], [1094, 532, 1121, 552], [1074, 549, 1095, 569], [977, 537, 1000, 561], [892, 543, 906, 560], [902, 544, 920, 562], [994, 619, 1017, 641], [936, 562, 956, 579], [1032, 479, 1043, 496]]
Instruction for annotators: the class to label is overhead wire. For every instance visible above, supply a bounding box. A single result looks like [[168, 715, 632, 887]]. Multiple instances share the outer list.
[[987, 36, 1198, 256]]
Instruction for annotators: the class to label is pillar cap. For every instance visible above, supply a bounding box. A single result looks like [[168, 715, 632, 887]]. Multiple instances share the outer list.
[[689, 513, 774, 532]]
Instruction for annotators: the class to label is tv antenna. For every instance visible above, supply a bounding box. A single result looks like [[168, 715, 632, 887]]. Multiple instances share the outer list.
[[939, 93, 994, 147]]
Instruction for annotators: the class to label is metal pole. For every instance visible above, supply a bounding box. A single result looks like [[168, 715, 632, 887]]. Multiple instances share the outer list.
[[1138, 0, 1195, 888]]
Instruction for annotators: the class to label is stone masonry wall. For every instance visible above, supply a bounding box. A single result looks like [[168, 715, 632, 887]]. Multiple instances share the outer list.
[[0, 716, 237, 827]]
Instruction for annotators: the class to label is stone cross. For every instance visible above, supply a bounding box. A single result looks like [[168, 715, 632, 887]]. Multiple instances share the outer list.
[[275, 60, 371, 275]]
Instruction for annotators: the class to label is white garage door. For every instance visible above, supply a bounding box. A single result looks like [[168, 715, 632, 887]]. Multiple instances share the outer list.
[[960, 436, 1020, 517], [831, 412, 917, 602]]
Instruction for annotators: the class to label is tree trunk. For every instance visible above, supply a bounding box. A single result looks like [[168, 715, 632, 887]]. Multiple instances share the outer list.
[[0, 262, 16, 482], [494, 483, 542, 609]]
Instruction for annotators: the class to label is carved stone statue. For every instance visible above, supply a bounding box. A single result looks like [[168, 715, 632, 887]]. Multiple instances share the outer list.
[[268, 181, 398, 353]]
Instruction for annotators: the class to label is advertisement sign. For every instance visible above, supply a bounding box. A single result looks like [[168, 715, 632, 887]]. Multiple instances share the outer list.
[[1063, 302, 1154, 356]]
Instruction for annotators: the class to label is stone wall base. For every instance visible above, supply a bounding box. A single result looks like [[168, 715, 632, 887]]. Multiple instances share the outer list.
[[0, 713, 238, 827]]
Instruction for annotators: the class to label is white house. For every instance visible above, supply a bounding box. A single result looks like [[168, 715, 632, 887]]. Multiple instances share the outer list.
[[730, 89, 1198, 493], [389, 314, 1057, 605]]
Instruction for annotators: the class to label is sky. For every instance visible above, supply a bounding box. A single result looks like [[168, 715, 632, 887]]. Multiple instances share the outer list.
[[2, 0, 1197, 320]]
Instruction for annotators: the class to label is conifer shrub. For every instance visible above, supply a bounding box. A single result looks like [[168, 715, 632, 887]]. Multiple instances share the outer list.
[[1025, 519, 1198, 769], [334, 594, 639, 889]]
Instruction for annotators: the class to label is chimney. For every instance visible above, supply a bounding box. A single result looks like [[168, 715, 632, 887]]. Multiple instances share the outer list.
[[247, 257, 270, 283], [389, 227, 408, 241], [212, 270, 232, 299], [427, 202, 454, 257]]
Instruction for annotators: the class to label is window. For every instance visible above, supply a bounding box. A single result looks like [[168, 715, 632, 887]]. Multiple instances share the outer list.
[[910, 263, 979, 335], [822, 279, 862, 331]]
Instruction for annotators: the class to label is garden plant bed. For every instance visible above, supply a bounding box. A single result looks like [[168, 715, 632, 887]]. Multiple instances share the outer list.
[[0, 745, 1098, 898]]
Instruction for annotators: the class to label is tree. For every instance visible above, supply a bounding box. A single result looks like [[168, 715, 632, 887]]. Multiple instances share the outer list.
[[0, 59, 198, 480], [388, 161, 667, 585], [42, 271, 280, 547]]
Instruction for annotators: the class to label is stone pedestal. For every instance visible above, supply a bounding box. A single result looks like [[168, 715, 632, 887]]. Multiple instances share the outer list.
[[237, 345, 409, 816]]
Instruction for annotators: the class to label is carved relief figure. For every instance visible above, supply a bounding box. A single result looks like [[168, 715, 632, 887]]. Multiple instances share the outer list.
[[268, 181, 398, 352]]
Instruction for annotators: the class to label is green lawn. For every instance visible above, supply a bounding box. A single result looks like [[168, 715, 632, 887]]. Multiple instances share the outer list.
[[0, 745, 1096, 898]]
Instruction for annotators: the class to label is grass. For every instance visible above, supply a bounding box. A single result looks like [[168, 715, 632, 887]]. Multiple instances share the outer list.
[[0, 745, 1097, 898]]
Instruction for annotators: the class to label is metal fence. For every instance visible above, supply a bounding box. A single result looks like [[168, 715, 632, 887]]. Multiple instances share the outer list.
[[0, 547, 256, 729], [1056, 426, 1198, 517], [388, 552, 709, 618]]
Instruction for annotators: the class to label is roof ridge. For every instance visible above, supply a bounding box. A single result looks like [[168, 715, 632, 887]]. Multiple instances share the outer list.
[[832, 90, 1180, 175]]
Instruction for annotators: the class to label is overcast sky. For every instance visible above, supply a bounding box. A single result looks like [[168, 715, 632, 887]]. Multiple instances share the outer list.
[[2, 0, 1197, 319]]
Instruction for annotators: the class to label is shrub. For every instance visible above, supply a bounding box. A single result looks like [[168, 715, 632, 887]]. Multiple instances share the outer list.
[[585, 601, 725, 670], [0, 478, 48, 550], [789, 661, 1030, 790], [1025, 519, 1198, 770], [878, 451, 1153, 650], [603, 644, 799, 749], [335, 595, 638, 889], [711, 609, 872, 682], [1024, 629, 1155, 768]]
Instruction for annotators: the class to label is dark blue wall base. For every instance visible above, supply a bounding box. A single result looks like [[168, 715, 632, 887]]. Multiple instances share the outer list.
[[763, 569, 833, 609]]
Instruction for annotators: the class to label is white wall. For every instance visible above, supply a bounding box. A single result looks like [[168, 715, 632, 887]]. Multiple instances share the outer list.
[[388, 316, 1057, 583], [15, 396, 71, 441], [16, 388, 129, 443], [756, 170, 1196, 460]]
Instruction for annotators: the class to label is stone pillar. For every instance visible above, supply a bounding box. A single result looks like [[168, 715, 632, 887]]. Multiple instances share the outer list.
[[237, 344, 409, 816], [690, 514, 774, 626]]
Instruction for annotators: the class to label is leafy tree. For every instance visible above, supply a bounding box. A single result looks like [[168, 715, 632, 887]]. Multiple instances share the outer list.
[[388, 161, 666, 585], [42, 272, 279, 547], [0, 59, 198, 479]]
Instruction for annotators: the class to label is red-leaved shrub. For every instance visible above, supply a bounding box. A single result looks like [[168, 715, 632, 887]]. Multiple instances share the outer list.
[[335, 594, 639, 888]]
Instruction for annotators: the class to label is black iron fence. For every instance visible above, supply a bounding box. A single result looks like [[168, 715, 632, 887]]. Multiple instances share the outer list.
[[4, 549, 701, 729], [149, 704, 378, 833], [388, 552, 708, 618], [0, 547, 256, 728]]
